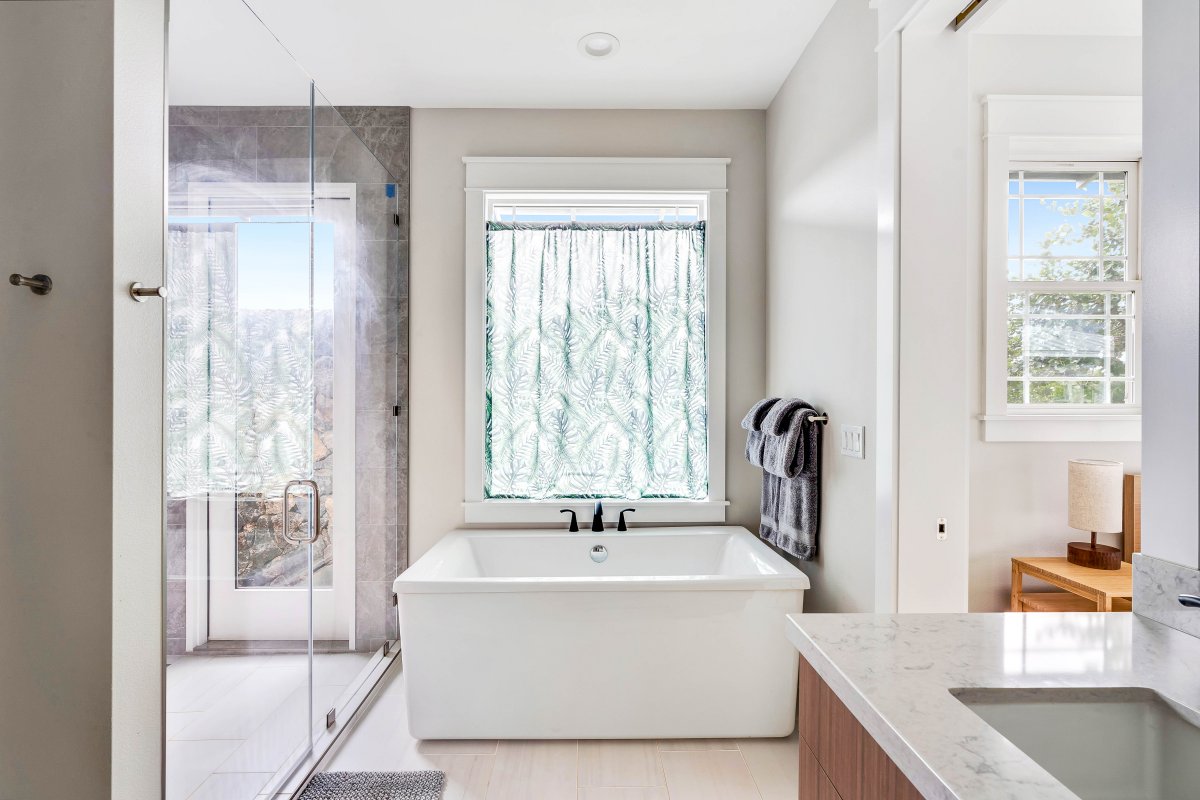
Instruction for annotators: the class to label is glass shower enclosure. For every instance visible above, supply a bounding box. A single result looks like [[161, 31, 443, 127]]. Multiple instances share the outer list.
[[164, 0, 406, 796]]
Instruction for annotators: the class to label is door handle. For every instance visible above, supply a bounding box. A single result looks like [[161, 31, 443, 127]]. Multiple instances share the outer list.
[[9, 273, 52, 295], [282, 479, 321, 544], [129, 282, 167, 302]]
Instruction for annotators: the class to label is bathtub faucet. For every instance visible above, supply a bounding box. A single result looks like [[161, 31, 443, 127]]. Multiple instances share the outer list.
[[591, 500, 605, 532]]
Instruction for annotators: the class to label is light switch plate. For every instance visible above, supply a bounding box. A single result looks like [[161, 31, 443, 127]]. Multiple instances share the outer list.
[[839, 424, 865, 459]]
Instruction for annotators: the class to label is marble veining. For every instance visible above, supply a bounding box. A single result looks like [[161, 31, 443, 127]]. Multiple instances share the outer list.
[[1133, 553, 1200, 637], [785, 612, 1200, 800]]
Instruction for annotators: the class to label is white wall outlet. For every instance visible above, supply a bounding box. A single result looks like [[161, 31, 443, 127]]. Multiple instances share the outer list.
[[839, 424, 866, 459], [937, 517, 948, 541]]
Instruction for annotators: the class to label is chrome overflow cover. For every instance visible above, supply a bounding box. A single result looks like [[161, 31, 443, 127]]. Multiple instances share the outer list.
[[589, 544, 608, 563]]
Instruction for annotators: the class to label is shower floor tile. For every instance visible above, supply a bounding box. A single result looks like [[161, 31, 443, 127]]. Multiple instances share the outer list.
[[166, 652, 373, 800]]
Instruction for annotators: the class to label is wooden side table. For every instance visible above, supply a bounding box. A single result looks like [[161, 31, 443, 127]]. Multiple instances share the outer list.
[[1011, 557, 1133, 612]]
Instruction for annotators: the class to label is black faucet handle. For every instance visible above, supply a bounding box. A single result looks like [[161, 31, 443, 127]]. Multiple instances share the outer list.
[[1179, 594, 1200, 609], [591, 500, 605, 532], [618, 508, 636, 532], [560, 509, 579, 532]]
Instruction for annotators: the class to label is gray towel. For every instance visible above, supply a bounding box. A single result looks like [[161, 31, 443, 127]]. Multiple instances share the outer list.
[[761, 399, 812, 478], [745, 399, 821, 561], [740, 397, 780, 469]]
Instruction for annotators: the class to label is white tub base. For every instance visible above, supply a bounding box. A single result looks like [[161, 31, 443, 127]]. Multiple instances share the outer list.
[[395, 527, 808, 739]]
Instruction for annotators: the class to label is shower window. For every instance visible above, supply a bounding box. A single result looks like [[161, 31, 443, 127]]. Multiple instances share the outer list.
[[462, 158, 730, 524]]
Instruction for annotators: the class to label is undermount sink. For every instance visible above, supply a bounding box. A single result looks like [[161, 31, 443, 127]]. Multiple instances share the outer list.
[[952, 687, 1200, 800]]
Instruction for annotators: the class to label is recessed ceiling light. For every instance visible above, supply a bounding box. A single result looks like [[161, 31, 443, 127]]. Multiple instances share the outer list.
[[578, 32, 620, 59]]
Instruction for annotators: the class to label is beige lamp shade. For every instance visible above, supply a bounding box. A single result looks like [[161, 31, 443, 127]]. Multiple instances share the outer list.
[[1067, 459, 1124, 533]]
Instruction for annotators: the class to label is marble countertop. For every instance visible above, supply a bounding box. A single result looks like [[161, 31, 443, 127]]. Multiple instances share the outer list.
[[785, 612, 1200, 800]]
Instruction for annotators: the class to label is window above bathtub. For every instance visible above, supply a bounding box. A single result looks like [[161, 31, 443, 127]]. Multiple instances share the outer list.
[[463, 158, 730, 524]]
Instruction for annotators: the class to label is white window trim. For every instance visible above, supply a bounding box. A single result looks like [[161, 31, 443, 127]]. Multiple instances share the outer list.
[[462, 157, 730, 524], [981, 96, 1143, 442]]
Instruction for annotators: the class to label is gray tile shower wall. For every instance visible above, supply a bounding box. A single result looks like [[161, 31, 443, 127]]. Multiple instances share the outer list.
[[167, 105, 410, 652], [1133, 553, 1200, 638]]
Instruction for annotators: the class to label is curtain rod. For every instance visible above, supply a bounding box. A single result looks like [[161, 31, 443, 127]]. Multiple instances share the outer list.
[[953, 0, 991, 30]]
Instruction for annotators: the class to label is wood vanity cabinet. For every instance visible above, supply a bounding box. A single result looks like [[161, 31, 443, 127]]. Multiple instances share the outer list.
[[797, 656, 924, 800]]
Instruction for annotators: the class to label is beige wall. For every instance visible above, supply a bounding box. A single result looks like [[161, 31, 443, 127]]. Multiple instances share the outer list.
[[966, 34, 1143, 610], [764, 0, 879, 612], [409, 109, 766, 560], [1, 2, 116, 796]]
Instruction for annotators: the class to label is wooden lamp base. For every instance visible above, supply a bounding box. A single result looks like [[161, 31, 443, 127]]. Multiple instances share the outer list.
[[1067, 532, 1122, 570]]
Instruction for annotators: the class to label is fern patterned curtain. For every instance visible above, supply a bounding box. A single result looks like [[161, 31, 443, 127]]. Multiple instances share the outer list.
[[165, 226, 315, 498], [485, 221, 708, 500]]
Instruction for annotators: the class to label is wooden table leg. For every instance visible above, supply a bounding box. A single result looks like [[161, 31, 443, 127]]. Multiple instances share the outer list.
[[1011, 561, 1022, 611], [1098, 593, 1113, 612]]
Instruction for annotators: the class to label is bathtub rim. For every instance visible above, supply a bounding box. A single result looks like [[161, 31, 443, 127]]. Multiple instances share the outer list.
[[394, 525, 811, 594]]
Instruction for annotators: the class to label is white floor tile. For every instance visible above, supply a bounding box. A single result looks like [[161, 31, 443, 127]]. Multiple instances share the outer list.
[[658, 750, 763, 800], [187, 772, 273, 800], [578, 741, 663, 787], [486, 741, 578, 800], [165, 740, 241, 800], [577, 789, 671, 800], [737, 735, 799, 800]]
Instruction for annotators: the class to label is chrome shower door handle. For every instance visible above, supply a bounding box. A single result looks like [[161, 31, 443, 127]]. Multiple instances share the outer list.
[[129, 282, 167, 302], [282, 479, 321, 544]]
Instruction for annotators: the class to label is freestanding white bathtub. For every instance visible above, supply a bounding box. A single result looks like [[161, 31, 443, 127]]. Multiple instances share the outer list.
[[393, 526, 809, 739]]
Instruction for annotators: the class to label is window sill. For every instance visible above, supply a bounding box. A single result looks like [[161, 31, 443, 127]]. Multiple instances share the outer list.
[[462, 499, 730, 526], [979, 414, 1141, 443]]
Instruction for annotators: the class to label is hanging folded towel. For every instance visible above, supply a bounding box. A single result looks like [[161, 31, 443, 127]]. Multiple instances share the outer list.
[[743, 398, 822, 561], [761, 399, 813, 478], [740, 397, 780, 469]]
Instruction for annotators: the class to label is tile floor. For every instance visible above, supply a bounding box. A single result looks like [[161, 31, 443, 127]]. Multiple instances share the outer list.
[[325, 662, 800, 800], [166, 652, 374, 800]]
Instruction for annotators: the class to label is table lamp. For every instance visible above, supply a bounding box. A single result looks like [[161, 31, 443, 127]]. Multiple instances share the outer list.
[[1066, 458, 1124, 570]]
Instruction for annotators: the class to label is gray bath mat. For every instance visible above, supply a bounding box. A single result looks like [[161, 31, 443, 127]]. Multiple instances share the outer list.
[[298, 771, 446, 800]]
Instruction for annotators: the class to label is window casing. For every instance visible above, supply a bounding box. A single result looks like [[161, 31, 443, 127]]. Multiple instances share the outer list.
[[1004, 163, 1139, 408], [980, 95, 1142, 442], [463, 158, 729, 524]]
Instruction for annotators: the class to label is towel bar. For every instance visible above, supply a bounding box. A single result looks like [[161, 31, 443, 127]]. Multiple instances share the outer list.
[[808, 415, 828, 425]]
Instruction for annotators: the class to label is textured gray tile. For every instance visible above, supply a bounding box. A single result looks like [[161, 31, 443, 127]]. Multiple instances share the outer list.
[[218, 105, 308, 126], [169, 125, 257, 162], [355, 239, 392, 300], [255, 125, 310, 183], [355, 467, 398, 527], [356, 352, 396, 411], [351, 126, 409, 182], [335, 106, 411, 128], [166, 526, 187, 581], [355, 525, 399, 583], [355, 580, 391, 639], [166, 496, 188, 526], [313, 126, 390, 185], [355, 410, 398, 468], [356, 297, 398, 355], [166, 579, 186, 641], [395, 240, 410, 299], [167, 637, 186, 656], [169, 161, 257, 194], [355, 184, 395, 242], [170, 105, 219, 126]]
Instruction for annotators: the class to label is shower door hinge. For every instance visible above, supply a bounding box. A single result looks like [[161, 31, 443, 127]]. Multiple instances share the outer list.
[[391, 592, 398, 607], [393, 213, 400, 227], [325, 708, 336, 730], [382, 640, 391, 657], [392, 404, 401, 417]]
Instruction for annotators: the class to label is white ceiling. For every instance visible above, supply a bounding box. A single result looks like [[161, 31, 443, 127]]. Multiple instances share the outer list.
[[168, 0, 835, 109], [976, 0, 1141, 37]]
